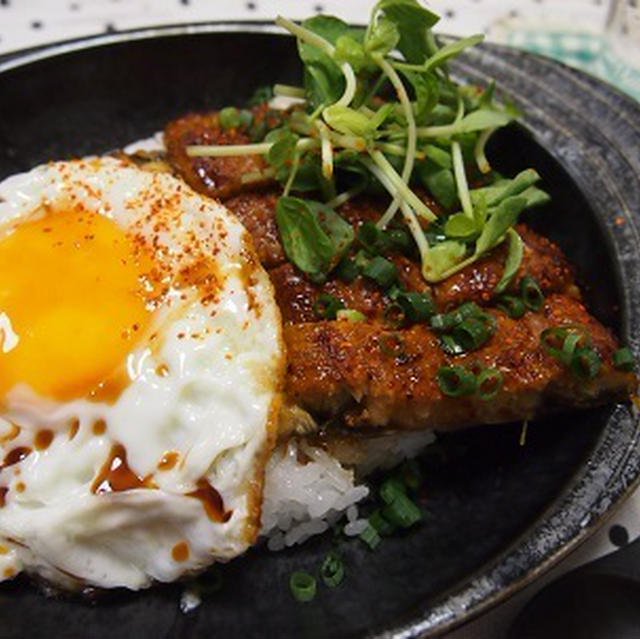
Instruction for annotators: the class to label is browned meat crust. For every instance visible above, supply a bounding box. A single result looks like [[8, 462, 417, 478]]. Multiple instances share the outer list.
[[164, 111, 270, 200], [162, 110, 633, 434], [268, 224, 576, 323], [284, 293, 635, 429], [224, 189, 286, 268]]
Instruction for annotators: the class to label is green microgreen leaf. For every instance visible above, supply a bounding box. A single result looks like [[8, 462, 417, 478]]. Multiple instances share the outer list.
[[364, 16, 400, 57], [422, 240, 466, 280], [494, 228, 524, 294], [372, 0, 440, 63], [444, 212, 478, 238], [275, 196, 354, 276], [475, 195, 527, 255], [334, 34, 369, 71]]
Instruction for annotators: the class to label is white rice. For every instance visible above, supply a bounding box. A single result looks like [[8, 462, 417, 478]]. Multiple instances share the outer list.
[[260, 430, 436, 548]]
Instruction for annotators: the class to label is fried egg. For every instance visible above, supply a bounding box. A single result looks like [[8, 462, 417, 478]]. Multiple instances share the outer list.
[[0, 157, 283, 590]]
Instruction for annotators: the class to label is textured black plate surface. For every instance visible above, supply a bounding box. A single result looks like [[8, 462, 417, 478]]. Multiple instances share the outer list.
[[0, 25, 639, 639]]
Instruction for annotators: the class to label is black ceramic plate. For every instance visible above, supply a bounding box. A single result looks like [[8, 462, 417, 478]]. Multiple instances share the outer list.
[[0, 24, 639, 639]]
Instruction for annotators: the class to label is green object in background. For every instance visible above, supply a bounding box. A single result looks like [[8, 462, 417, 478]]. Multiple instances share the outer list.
[[505, 29, 640, 101]]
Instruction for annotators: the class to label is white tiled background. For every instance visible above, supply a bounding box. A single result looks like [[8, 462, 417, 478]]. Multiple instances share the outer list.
[[0, 1, 638, 638]]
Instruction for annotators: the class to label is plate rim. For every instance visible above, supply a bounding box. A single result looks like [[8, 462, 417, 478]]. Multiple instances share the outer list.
[[1, 23, 639, 638]]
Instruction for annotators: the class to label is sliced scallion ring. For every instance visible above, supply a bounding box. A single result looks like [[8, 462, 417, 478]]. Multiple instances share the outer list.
[[313, 293, 345, 319], [380, 477, 406, 505], [384, 302, 407, 328], [383, 228, 412, 254], [363, 256, 398, 289], [430, 301, 482, 332], [436, 365, 477, 396], [289, 571, 317, 602], [335, 257, 360, 283], [541, 326, 591, 365], [359, 523, 381, 550], [477, 367, 503, 400], [320, 552, 344, 588], [218, 106, 241, 129], [397, 291, 435, 323], [357, 220, 383, 253], [336, 309, 366, 322], [382, 493, 422, 528], [520, 276, 544, 311], [613, 347, 635, 372], [439, 334, 465, 355], [368, 509, 396, 536], [451, 317, 492, 351], [379, 333, 406, 358], [571, 346, 602, 380], [495, 294, 526, 319]]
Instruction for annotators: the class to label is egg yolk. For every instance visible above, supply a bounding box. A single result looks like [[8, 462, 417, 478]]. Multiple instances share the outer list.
[[0, 207, 155, 402]]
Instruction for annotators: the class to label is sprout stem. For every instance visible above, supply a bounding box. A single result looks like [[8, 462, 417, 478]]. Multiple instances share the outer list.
[[452, 141, 474, 219], [474, 127, 494, 174], [315, 120, 334, 180], [368, 151, 437, 223], [274, 84, 307, 98], [373, 54, 417, 225], [186, 138, 317, 158]]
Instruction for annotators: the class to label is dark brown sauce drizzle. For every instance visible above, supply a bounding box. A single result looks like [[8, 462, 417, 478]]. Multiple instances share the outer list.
[[34, 430, 54, 451], [0, 487, 7, 507], [187, 478, 231, 523], [157, 451, 179, 471], [1, 447, 32, 470], [91, 444, 154, 494]]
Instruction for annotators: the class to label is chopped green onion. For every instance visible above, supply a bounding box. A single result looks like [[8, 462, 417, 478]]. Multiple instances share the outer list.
[[238, 109, 254, 128], [384, 302, 407, 328], [436, 365, 477, 397], [451, 317, 492, 351], [336, 309, 366, 322], [380, 477, 406, 505], [383, 228, 413, 254], [359, 523, 381, 550], [495, 294, 526, 319], [363, 256, 398, 289], [541, 326, 590, 365], [320, 552, 344, 588], [571, 346, 602, 380], [561, 331, 583, 364], [439, 334, 465, 355], [335, 257, 360, 283], [357, 220, 383, 253], [313, 294, 345, 320], [520, 276, 544, 311], [477, 367, 503, 400], [382, 493, 422, 528], [430, 302, 483, 332], [397, 291, 436, 323], [613, 347, 635, 372], [219, 106, 241, 130], [289, 571, 317, 602], [368, 509, 396, 536], [378, 332, 405, 358]]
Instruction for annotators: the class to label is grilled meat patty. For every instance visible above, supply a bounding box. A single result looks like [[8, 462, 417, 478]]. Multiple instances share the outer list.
[[162, 111, 634, 430]]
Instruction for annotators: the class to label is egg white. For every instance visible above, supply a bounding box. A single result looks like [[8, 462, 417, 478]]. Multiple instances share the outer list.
[[0, 158, 284, 590]]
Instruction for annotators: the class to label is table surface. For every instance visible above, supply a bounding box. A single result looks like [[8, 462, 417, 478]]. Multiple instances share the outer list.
[[1, 1, 638, 638]]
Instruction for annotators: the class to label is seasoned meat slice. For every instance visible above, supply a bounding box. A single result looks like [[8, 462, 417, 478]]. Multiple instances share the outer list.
[[269, 228, 576, 324], [284, 293, 635, 429], [164, 111, 270, 200], [225, 190, 286, 269], [434, 225, 578, 309]]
